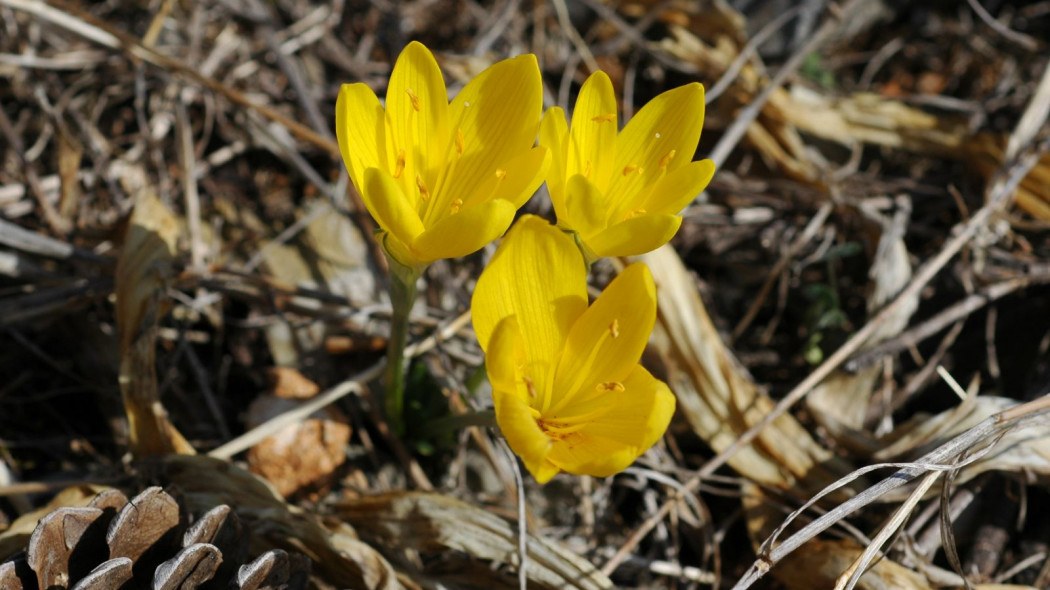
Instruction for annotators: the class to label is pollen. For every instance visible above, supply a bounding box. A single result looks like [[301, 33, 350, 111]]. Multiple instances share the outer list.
[[455, 128, 465, 154], [659, 149, 676, 169], [406, 88, 421, 111], [609, 319, 620, 339], [623, 208, 647, 220], [596, 381, 625, 392], [393, 149, 406, 179], [495, 168, 507, 180], [416, 174, 430, 202], [450, 198, 463, 213], [622, 165, 639, 176], [592, 113, 617, 124]]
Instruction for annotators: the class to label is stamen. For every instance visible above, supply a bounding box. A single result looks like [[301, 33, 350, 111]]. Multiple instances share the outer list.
[[495, 168, 507, 180], [591, 113, 617, 124], [450, 198, 463, 213], [523, 376, 537, 400], [393, 150, 406, 179], [596, 381, 625, 392], [659, 149, 676, 169], [609, 320, 620, 339], [406, 88, 421, 112], [622, 165, 638, 176], [623, 208, 647, 220], [455, 128, 465, 154], [583, 160, 592, 178], [416, 175, 430, 202]]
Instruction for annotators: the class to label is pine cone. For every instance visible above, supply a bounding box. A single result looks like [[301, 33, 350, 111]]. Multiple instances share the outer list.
[[0, 487, 310, 590]]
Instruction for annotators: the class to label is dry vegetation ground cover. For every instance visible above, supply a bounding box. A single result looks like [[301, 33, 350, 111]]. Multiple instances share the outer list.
[[2, 0, 1050, 588]]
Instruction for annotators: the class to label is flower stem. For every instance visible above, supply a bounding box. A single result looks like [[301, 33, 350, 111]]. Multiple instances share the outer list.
[[383, 254, 421, 436]]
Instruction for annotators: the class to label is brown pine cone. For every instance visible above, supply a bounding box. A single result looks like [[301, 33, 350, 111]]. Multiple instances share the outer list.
[[0, 487, 310, 590]]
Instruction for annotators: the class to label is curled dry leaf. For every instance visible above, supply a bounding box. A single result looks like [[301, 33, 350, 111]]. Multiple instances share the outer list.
[[641, 245, 846, 493], [875, 396, 1050, 497], [807, 199, 918, 454], [245, 392, 352, 498], [115, 191, 194, 456], [336, 491, 614, 590]]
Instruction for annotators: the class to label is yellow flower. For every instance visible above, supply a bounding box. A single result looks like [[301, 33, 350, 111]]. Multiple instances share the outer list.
[[336, 42, 549, 269], [540, 71, 714, 260], [472, 215, 675, 483]]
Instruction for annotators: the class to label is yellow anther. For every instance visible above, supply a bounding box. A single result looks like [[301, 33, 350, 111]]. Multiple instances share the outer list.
[[406, 88, 421, 111], [455, 128, 465, 154], [623, 208, 647, 220], [495, 168, 507, 180], [591, 113, 617, 123], [523, 376, 537, 399], [583, 160, 592, 178], [393, 150, 406, 179], [622, 165, 638, 176], [596, 381, 625, 392], [609, 319, 620, 339], [659, 149, 676, 169], [416, 174, 430, 202], [450, 198, 463, 213]]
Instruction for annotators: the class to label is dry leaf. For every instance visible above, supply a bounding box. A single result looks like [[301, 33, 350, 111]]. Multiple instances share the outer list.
[[875, 396, 1050, 496], [115, 191, 194, 456], [245, 394, 351, 498], [641, 245, 847, 493], [337, 492, 614, 590]]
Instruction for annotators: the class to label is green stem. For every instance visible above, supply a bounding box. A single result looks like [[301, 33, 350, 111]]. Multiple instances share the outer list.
[[383, 255, 421, 436]]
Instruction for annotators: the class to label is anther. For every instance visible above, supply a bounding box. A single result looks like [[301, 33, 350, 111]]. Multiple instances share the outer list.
[[596, 381, 625, 392], [406, 88, 421, 112], [659, 149, 676, 169], [583, 160, 592, 178], [523, 376, 537, 399], [623, 208, 647, 220], [591, 113, 617, 124], [622, 165, 638, 176], [609, 319, 620, 339], [393, 150, 406, 179], [456, 129, 465, 154], [450, 198, 463, 213], [495, 168, 507, 180], [416, 175, 430, 202]]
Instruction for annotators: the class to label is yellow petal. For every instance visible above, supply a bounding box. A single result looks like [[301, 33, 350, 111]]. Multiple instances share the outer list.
[[539, 107, 570, 222], [546, 432, 638, 478], [568, 71, 619, 193], [411, 198, 516, 262], [361, 168, 425, 251], [471, 216, 587, 407], [605, 83, 705, 212], [495, 386, 560, 483], [549, 263, 655, 411], [638, 159, 715, 216], [386, 41, 450, 208], [562, 174, 608, 238], [545, 365, 675, 477], [585, 214, 682, 258], [427, 54, 542, 226], [336, 83, 387, 192], [460, 146, 550, 212]]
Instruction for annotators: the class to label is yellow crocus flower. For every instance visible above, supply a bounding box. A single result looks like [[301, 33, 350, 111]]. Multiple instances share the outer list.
[[336, 42, 549, 269], [472, 215, 676, 483], [540, 71, 714, 261]]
